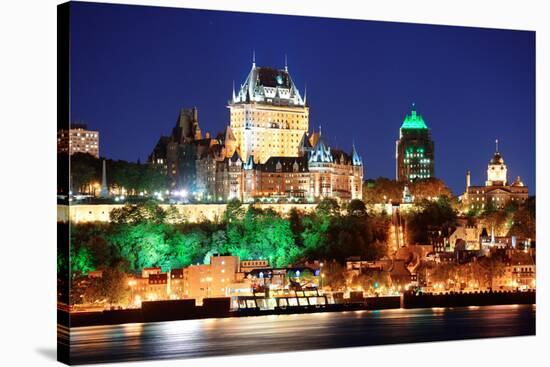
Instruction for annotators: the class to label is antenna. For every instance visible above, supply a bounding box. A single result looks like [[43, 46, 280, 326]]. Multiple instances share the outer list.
[[495, 138, 499, 152], [284, 54, 288, 71], [252, 50, 256, 67]]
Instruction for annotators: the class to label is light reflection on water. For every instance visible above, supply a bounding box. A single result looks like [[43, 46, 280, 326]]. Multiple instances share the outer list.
[[70, 305, 535, 365]]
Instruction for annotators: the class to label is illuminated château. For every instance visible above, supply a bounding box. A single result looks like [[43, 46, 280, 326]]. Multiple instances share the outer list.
[[150, 56, 363, 203]]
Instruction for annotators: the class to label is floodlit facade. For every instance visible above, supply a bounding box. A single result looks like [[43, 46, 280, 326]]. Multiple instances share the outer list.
[[150, 57, 364, 203], [182, 256, 240, 303], [195, 130, 363, 203], [228, 56, 309, 164], [395, 104, 435, 182]]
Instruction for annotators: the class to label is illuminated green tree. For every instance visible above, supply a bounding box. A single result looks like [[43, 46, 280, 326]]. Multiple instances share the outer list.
[[169, 228, 207, 268], [70, 244, 95, 275]]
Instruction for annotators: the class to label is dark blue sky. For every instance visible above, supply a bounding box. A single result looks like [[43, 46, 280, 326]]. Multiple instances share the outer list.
[[70, 2, 535, 195]]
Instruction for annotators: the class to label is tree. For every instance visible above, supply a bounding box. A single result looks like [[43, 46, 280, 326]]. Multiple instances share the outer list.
[[223, 199, 244, 223], [406, 197, 457, 245], [84, 266, 130, 307], [288, 207, 305, 247], [316, 198, 340, 217], [347, 199, 367, 217], [362, 177, 403, 204], [110, 201, 166, 224], [474, 256, 506, 290], [169, 228, 207, 268], [507, 200, 536, 239], [70, 244, 94, 276], [409, 178, 454, 201], [165, 205, 186, 224], [70, 153, 100, 194], [322, 261, 346, 291], [352, 270, 392, 292]]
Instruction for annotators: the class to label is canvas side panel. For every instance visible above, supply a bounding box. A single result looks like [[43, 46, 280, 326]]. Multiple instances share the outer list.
[[57, 1, 71, 365]]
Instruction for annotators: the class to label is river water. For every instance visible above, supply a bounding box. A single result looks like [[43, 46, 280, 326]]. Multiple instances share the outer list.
[[69, 304, 535, 364]]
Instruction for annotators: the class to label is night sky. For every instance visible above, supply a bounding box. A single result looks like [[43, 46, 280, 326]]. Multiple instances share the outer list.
[[70, 2, 535, 195]]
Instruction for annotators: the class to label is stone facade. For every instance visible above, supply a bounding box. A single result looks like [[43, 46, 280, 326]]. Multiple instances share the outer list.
[[228, 60, 308, 164], [149, 58, 363, 203], [195, 131, 363, 203]]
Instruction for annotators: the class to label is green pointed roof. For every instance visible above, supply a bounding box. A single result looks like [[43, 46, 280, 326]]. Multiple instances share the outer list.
[[401, 103, 428, 130]]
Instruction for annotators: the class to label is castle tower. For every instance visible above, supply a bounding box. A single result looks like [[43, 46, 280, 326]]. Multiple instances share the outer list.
[[351, 144, 364, 200], [308, 131, 333, 198], [228, 53, 309, 164]]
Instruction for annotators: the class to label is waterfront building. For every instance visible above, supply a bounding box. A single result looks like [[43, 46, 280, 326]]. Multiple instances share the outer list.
[[395, 104, 435, 182], [495, 252, 536, 290], [57, 123, 100, 158], [168, 269, 184, 300], [462, 140, 528, 211], [182, 255, 240, 303]]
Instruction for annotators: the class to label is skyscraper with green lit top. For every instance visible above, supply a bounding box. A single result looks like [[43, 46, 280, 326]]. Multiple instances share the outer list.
[[396, 103, 435, 182]]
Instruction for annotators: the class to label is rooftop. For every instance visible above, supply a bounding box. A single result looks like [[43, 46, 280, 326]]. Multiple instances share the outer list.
[[401, 103, 428, 130]]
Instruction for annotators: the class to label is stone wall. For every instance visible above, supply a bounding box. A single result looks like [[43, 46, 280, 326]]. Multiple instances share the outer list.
[[58, 203, 318, 224]]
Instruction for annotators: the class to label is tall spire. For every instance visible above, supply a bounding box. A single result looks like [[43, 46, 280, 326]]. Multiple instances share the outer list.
[[351, 141, 362, 166], [495, 138, 499, 153], [252, 50, 256, 68], [284, 54, 288, 72], [99, 159, 109, 198]]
